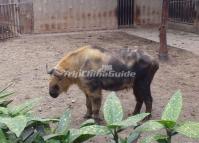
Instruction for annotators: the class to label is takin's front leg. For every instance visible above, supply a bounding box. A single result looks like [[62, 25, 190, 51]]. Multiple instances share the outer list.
[[84, 95, 93, 119], [89, 90, 102, 123], [83, 88, 102, 123]]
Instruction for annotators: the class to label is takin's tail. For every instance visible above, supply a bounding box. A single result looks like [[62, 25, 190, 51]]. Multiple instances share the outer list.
[[148, 59, 159, 84], [152, 60, 159, 73]]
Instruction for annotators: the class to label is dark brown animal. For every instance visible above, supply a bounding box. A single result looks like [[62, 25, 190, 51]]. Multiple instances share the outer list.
[[47, 45, 159, 122]]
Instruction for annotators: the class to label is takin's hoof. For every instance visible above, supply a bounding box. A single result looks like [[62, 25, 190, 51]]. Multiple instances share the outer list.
[[142, 115, 152, 122], [83, 114, 92, 119], [93, 117, 102, 125], [132, 112, 151, 122]]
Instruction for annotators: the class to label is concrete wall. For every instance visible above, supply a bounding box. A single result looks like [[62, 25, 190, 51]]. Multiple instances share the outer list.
[[134, 0, 162, 26], [0, 0, 20, 4], [0, 0, 10, 4], [33, 0, 118, 33]]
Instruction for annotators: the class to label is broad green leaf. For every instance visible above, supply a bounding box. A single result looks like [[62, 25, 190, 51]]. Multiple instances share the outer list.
[[0, 115, 28, 137], [26, 117, 58, 131], [0, 91, 14, 99], [0, 129, 8, 143], [43, 134, 65, 141], [72, 125, 109, 143], [32, 134, 45, 143], [5, 132, 19, 143], [109, 113, 150, 128], [69, 129, 95, 143], [8, 98, 41, 116], [46, 139, 61, 143], [68, 129, 81, 143], [0, 107, 9, 114], [158, 120, 176, 129], [27, 116, 59, 123], [80, 119, 95, 128], [0, 122, 6, 129], [119, 138, 127, 143], [56, 109, 71, 134], [161, 90, 182, 122], [175, 121, 199, 139], [103, 92, 123, 124], [20, 126, 35, 141], [0, 84, 13, 93], [79, 125, 111, 135], [135, 120, 164, 133], [24, 132, 45, 143], [141, 134, 168, 143], [127, 131, 140, 143], [0, 100, 13, 107], [72, 134, 95, 143], [0, 99, 8, 105]]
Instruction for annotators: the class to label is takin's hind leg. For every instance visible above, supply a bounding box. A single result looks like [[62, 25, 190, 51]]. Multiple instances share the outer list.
[[133, 85, 144, 115], [133, 81, 152, 121], [143, 86, 153, 121]]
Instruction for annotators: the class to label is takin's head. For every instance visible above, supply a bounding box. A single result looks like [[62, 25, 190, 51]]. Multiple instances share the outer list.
[[47, 65, 71, 98]]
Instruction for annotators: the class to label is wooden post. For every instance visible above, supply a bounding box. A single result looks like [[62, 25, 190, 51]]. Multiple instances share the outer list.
[[159, 0, 169, 60]]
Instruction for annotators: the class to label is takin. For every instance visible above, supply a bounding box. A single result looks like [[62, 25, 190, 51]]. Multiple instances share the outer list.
[[47, 45, 159, 122]]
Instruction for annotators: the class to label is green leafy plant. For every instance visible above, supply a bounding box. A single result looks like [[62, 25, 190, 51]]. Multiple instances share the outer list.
[[84, 92, 149, 143], [45, 92, 149, 143], [43, 110, 110, 143], [133, 90, 199, 143], [0, 85, 110, 143], [2, 84, 199, 143], [0, 85, 58, 143]]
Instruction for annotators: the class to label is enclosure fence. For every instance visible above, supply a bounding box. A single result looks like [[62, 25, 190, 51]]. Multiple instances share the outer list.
[[169, 0, 198, 25], [0, 3, 19, 40], [118, 0, 134, 27]]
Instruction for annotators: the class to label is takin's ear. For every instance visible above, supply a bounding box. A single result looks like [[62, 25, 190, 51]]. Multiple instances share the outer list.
[[46, 65, 65, 80], [52, 69, 65, 80]]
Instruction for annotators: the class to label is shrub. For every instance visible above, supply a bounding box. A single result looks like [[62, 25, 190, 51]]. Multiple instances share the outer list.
[[1, 84, 199, 143], [0, 85, 58, 143], [132, 90, 199, 143]]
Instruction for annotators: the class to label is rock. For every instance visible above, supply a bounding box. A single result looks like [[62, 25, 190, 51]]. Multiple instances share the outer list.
[[38, 107, 42, 112]]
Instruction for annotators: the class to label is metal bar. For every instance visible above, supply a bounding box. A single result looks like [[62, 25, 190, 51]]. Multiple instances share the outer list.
[[122, 0, 124, 25], [168, 0, 197, 25], [0, 2, 19, 41], [118, 0, 120, 26], [130, 0, 133, 25]]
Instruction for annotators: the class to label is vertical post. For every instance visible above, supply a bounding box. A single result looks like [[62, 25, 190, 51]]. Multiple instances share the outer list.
[[159, 0, 169, 60], [196, 0, 199, 33]]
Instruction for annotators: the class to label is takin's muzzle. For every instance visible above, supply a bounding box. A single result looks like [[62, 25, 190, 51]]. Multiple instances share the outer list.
[[49, 84, 60, 98]]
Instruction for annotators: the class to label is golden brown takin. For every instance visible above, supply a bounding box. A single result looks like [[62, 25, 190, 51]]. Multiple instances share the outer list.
[[47, 45, 159, 122]]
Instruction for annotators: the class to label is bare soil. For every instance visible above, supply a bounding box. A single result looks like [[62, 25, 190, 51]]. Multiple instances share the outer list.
[[0, 31, 199, 143]]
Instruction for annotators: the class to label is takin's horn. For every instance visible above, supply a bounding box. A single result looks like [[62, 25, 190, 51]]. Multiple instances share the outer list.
[[46, 64, 54, 75]]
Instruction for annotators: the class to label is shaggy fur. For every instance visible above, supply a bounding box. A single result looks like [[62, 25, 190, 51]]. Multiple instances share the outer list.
[[48, 45, 159, 122]]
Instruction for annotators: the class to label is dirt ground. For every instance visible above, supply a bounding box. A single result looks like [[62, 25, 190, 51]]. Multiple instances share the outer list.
[[0, 31, 199, 143]]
